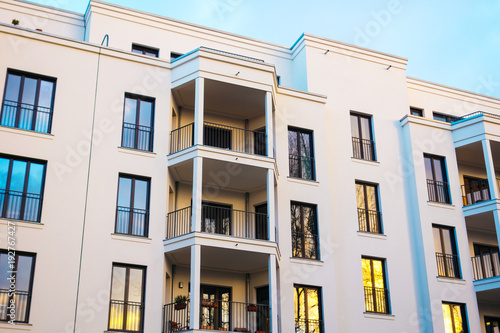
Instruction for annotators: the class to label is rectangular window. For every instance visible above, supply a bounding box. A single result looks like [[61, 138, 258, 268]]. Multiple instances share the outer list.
[[425, 154, 451, 204], [351, 113, 375, 161], [116, 175, 150, 237], [0, 155, 46, 222], [433, 225, 461, 278], [122, 94, 155, 152], [108, 264, 146, 332], [0, 250, 36, 323], [294, 285, 323, 333], [433, 112, 455, 123], [442, 302, 468, 333], [356, 182, 382, 233], [410, 107, 423, 117], [131, 44, 159, 57], [291, 202, 319, 260], [288, 127, 315, 180], [1, 70, 55, 133], [170, 52, 183, 60], [362, 257, 390, 314]]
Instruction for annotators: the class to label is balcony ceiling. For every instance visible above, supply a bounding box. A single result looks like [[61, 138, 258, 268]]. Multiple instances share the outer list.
[[465, 211, 497, 232], [173, 79, 266, 119], [456, 140, 500, 169], [476, 286, 500, 303]]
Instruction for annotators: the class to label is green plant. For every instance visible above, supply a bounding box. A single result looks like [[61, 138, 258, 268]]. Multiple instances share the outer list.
[[174, 295, 187, 303], [12, 19, 19, 25]]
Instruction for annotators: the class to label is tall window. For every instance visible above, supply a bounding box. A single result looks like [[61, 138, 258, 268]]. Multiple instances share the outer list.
[[294, 285, 323, 333], [442, 302, 468, 333], [0, 250, 36, 323], [433, 225, 460, 278], [116, 175, 150, 237], [291, 202, 319, 260], [122, 94, 154, 152], [356, 182, 382, 233], [288, 127, 315, 180], [351, 113, 375, 161], [362, 257, 390, 314], [425, 154, 450, 204], [0, 155, 45, 222], [1, 70, 55, 133], [131, 44, 159, 57], [108, 264, 145, 332]]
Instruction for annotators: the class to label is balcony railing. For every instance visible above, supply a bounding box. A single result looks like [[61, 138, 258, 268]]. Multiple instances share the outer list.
[[461, 179, 490, 206], [1, 100, 52, 133], [108, 299, 144, 332], [0, 189, 42, 222], [289, 154, 315, 180], [200, 299, 269, 332], [352, 137, 375, 161], [0, 289, 30, 323], [165, 205, 268, 241], [122, 122, 154, 152], [163, 300, 190, 333], [363, 286, 389, 314], [169, 122, 267, 156], [295, 318, 323, 333], [435, 252, 461, 278], [292, 232, 319, 260], [115, 206, 149, 237], [471, 251, 500, 281], [357, 208, 382, 233], [426, 179, 451, 204]]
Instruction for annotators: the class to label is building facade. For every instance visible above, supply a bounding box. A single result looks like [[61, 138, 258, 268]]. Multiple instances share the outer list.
[[0, 1, 499, 332]]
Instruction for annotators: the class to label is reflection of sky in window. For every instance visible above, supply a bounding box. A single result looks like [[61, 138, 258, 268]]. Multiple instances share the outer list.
[[0, 253, 9, 289], [117, 178, 132, 207], [27, 163, 44, 194], [139, 101, 152, 127], [124, 98, 137, 124], [111, 266, 126, 301], [38, 81, 54, 108], [10, 161, 27, 192], [16, 255, 33, 291], [133, 180, 148, 209], [21, 78, 37, 105], [0, 158, 9, 189], [5, 75, 21, 101]]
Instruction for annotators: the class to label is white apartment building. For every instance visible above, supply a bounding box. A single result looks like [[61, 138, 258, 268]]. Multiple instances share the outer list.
[[0, 1, 499, 332]]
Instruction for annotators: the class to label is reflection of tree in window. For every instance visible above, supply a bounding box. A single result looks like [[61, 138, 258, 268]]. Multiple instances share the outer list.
[[288, 128, 314, 180], [291, 202, 318, 260], [294, 285, 322, 333], [362, 257, 389, 313], [442, 303, 466, 333]]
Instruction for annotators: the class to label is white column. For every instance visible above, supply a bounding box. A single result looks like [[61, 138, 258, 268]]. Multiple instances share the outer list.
[[192, 156, 203, 232], [194, 77, 205, 145], [268, 254, 278, 333], [267, 169, 275, 242], [482, 139, 498, 199], [265, 91, 274, 158], [493, 210, 500, 253], [190, 244, 201, 330]]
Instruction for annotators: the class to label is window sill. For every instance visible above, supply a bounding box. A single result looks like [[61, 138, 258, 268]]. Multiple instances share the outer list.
[[363, 312, 395, 320], [0, 218, 44, 230], [287, 177, 319, 186], [0, 321, 32, 330], [117, 147, 156, 158], [289, 257, 323, 266], [351, 157, 379, 166], [0, 125, 54, 140], [427, 201, 455, 210], [437, 276, 466, 285], [111, 233, 152, 244], [357, 231, 386, 240]]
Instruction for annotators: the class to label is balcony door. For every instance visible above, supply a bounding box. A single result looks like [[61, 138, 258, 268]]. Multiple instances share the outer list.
[[200, 285, 231, 330], [202, 202, 231, 235], [463, 175, 489, 204], [256, 286, 270, 332], [254, 127, 266, 156], [474, 243, 500, 279], [255, 203, 268, 240]]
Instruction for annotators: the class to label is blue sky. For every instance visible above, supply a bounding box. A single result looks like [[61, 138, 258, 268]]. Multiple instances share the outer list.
[[29, 0, 500, 99]]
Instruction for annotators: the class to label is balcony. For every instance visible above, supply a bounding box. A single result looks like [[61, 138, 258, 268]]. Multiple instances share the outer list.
[[363, 286, 390, 314], [1, 100, 52, 133], [435, 252, 461, 278], [122, 122, 154, 152], [472, 252, 500, 281], [461, 179, 490, 206], [0, 189, 42, 222], [426, 179, 451, 204], [352, 137, 375, 161], [166, 205, 268, 241], [163, 299, 270, 333], [357, 208, 382, 233], [0, 289, 29, 323]]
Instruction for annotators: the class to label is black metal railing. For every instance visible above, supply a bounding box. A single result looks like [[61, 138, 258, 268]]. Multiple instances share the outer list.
[[292, 232, 319, 260], [0, 189, 42, 222], [1, 100, 52, 133], [352, 137, 376, 161], [122, 122, 154, 152], [163, 300, 190, 333], [201, 205, 268, 240], [461, 179, 490, 206], [357, 208, 382, 233], [166, 207, 192, 239], [294, 318, 323, 333], [0, 289, 30, 323], [435, 252, 461, 278], [451, 111, 500, 123], [115, 206, 149, 237], [363, 286, 390, 314], [289, 154, 315, 180], [108, 300, 144, 332], [170, 123, 194, 154], [471, 252, 500, 281], [204, 122, 267, 155], [427, 179, 451, 204], [200, 299, 269, 332], [200, 46, 265, 63]]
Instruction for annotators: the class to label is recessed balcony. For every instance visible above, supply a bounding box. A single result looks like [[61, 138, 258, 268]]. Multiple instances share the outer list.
[[472, 251, 500, 281]]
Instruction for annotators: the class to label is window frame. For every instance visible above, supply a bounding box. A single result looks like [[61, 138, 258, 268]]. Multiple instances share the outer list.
[[108, 263, 147, 333], [131, 44, 159, 58], [433, 112, 455, 123], [121, 93, 155, 152], [293, 284, 324, 333], [288, 126, 315, 181], [290, 201, 319, 260], [170, 52, 183, 61], [0, 250, 36, 323], [350, 112, 376, 161], [355, 181, 382, 234], [433, 224, 461, 278], [424, 154, 451, 204], [361, 256, 391, 314], [410, 107, 423, 117], [442, 302, 468, 333], [115, 174, 151, 238], [1, 69, 57, 133]]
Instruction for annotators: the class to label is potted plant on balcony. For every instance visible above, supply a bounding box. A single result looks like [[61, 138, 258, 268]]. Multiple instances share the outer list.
[[174, 295, 188, 310], [246, 304, 258, 312]]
